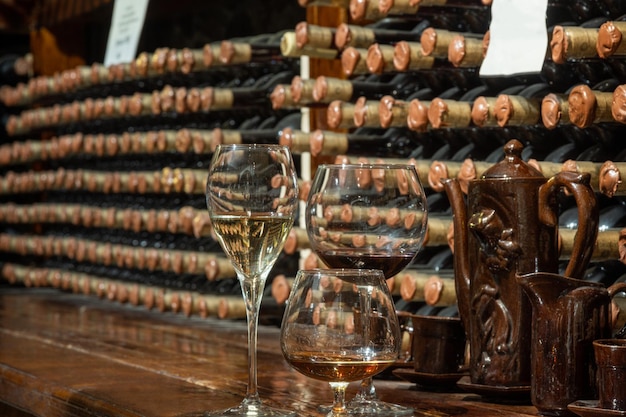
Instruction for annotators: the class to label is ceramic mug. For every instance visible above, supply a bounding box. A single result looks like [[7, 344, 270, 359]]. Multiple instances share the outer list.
[[594, 339, 626, 410], [411, 314, 466, 375]]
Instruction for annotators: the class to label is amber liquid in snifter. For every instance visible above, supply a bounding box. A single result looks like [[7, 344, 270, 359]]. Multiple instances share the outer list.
[[287, 355, 395, 382]]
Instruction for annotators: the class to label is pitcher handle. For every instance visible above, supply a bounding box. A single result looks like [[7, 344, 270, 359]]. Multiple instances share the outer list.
[[538, 171, 598, 279]]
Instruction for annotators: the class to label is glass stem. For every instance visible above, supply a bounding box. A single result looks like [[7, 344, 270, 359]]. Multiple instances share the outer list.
[[358, 377, 377, 400], [356, 285, 377, 401], [329, 382, 349, 416], [240, 274, 266, 408]]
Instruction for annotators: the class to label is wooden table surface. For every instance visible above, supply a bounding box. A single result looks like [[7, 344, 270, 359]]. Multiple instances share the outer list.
[[0, 286, 540, 417]]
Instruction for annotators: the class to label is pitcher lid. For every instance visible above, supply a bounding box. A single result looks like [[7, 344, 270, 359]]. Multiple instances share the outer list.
[[481, 139, 544, 179]]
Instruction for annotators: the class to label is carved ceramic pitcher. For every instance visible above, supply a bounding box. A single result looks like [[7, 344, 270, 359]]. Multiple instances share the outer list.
[[517, 272, 626, 416], [443, 139, 598, 388]]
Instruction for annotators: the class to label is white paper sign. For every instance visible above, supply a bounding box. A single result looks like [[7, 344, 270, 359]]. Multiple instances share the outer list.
[[480, 0, 549, 77], [104, 0, 150, 67]]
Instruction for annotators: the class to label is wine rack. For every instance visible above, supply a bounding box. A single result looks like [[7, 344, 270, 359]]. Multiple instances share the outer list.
[[2, 0, 626, 330]]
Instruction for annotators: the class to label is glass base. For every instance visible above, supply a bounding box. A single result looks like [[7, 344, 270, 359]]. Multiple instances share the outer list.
[[205, 401, 295, 417], [319, 400, 413, 417], [345, 398, 414, 416]]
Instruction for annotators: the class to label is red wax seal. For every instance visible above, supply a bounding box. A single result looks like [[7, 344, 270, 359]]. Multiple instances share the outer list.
[[428, 161, 448, 192]]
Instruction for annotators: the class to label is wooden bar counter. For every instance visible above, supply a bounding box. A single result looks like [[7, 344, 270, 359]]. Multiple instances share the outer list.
[[0, 285, 540, 417]]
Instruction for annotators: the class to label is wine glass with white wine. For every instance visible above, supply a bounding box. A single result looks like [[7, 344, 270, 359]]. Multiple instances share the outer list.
[[306, 163, 428, 416], [280, 268, 402, 417], [206, 144, 299, 417]]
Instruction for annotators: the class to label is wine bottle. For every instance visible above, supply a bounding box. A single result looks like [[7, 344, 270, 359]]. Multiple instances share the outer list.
[[584, 260, 626, 285], [377, 86, 436, 129], [313, 76, 389, 103], [365, 42, 397, 74], [294, 22, 336, 50], [341, 46, 372, 76], [353, 96, 383, 127], [199, 71, 296, 111], [541, 92, 571, 129], [297, 0, 349, 7], [561, 200, 626, 230], [447, 33, 485, 68], [549, 20, 625, 86], [397, 269, 455, 306], [550, 0, 625, 23], [550, 20, 605, 64], [309, 128, 423, 157], [407, 97, 432, 132], [420, 27, 484, 60], [279, 31, 339, 59], [599, 203, 626, 229], [326, 100, 357, 129], [204, 128, 282, 151], [312, 73, 421, 103], [381, 0, 488, 9], [428, 98, 473, 129], [334, 21, 428, 50], [470, 83, 554, 128], [0, 53, 31, 87], [279, 127, 312, 154], [270, 84, 298, 110], [393, 41, 481, 90], [378, 95, 409, 128], [218, 39, 283, 65], [289, 75, 318, 105], [568, 82, 617, 128], [349, 0, 490, 29]]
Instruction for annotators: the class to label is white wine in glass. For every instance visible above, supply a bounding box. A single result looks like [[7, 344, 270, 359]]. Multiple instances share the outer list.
[[206, 144, 299, 417]]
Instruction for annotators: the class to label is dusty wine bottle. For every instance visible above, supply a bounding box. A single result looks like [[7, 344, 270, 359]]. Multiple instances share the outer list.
[[420, 27, 485, 60], [0, 53, 31, 86], [294, 22, 337, 50], [201, 71, 296, 110], [393, 41, 481, 90], [350, 0, 490, 25], [297, 0, 349, 7], [568, 83, 616, 128], [313, 73, 421, 103], [219, 39, 283, 65], [353, 96, 383, 127], [326, 100, 357, 129], [341, 46, 371, 76], [550, 20, 605, 64], [309, 128, 422, 157], [334, 21, 428, 50]]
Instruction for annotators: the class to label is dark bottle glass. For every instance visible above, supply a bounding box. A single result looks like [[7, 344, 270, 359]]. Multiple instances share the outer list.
[[308, 127, 430, 158]]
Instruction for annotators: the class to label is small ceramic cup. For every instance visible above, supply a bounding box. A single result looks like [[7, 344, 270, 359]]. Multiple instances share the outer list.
[[594, 339, 626, 410], [411, 314, 466, 375]]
